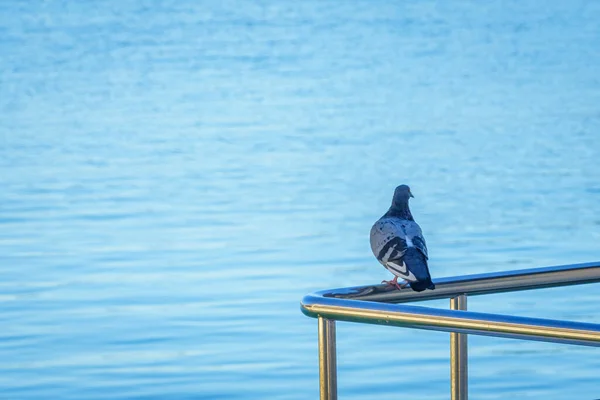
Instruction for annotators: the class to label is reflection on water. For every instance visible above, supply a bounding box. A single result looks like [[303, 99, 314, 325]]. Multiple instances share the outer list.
[[1, 1, 600, 399]]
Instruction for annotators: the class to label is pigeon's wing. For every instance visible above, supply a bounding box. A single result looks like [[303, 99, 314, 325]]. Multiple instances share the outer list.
[[403, 220, 428, 259], [401, 220, 434, 291], [370, 218, 406, 262], [370, 218, 416, 280]]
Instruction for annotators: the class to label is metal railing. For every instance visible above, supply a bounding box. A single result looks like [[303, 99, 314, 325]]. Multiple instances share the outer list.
[[300, 261, 600, 400]]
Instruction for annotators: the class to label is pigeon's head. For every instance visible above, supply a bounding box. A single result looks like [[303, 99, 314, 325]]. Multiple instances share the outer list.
[[393, 184, 414, 204]]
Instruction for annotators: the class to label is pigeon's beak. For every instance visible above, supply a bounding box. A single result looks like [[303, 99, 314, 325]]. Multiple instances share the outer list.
[[409, 191, 414, 198]]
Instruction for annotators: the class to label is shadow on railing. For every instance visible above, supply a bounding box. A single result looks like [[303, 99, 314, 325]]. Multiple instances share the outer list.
[[300, 261, 600, 400]]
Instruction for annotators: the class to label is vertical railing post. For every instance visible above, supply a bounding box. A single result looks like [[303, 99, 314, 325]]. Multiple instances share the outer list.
[[450, 295, 468, 400], [318, 316, 337, 400]]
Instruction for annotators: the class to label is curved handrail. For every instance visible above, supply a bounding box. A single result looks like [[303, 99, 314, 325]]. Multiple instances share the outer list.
[[301, 261, 600, 400], [301, 293, 600, 347], [303, 261, 600, 304]]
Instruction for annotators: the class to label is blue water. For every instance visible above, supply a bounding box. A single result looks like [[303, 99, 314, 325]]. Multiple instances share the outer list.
[[1, 1, 600, 399]]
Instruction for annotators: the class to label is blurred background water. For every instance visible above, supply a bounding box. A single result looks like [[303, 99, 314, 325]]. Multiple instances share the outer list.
[[1, 1, 600, 399]]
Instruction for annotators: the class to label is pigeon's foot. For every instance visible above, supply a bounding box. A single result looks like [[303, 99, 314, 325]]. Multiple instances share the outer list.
[[381, 279, 401, 290], [381, 277, 409, 290]]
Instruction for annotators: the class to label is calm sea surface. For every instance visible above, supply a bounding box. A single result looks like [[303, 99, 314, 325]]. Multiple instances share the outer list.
[[1, 1, 600, 399]]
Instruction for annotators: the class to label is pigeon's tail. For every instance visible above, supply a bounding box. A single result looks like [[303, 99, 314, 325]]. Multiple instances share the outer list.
[[409, 278, 435, 292], [404, 248, 435, 293]]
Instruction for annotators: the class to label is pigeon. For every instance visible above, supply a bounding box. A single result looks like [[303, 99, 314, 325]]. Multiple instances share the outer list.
[[370, 185, 435, 292]]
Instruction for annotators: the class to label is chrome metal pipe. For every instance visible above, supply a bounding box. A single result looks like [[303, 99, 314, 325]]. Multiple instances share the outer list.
[[302, 262, 600, 398], [312, 261, 600, 304], [318, 317, 337, 400], [302, 296, 600, 347], [450, 295, 468, 400]]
